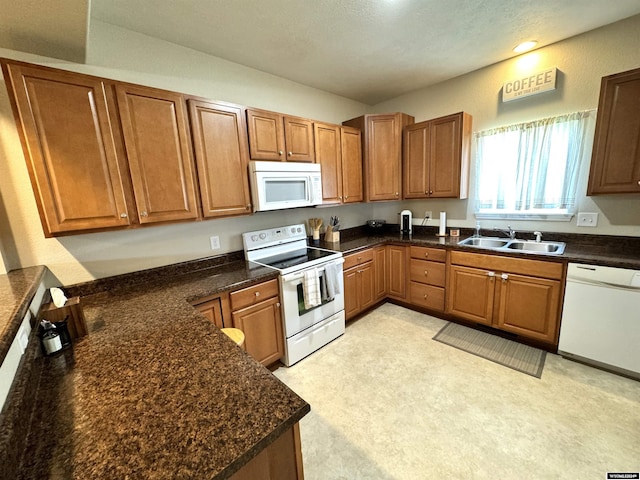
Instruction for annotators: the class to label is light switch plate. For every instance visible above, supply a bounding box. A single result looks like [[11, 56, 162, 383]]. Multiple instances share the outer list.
[[577, 212, 598, 227]]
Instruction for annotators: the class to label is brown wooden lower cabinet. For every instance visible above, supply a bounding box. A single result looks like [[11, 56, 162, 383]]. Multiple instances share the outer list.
[[447, 251, 564, 344], [386, 245, 407, 300], [193, 279, 284, 366], [343, 250, 375, 320], [231, 423, 304, 480], [374, 246, 387, 300]]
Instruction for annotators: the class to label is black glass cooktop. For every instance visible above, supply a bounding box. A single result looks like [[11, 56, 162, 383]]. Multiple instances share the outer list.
[[256, 247, 337, 270]]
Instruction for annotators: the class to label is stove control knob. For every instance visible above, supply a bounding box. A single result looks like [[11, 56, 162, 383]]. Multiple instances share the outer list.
[[291, 227, 296, 233], [259, 233, 267, 240], [297, 227, 302, 233], [251, 235, 258, 241]]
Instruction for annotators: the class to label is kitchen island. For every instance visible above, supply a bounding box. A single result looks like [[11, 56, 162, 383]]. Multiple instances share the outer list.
[[1, 259, 308, 480]]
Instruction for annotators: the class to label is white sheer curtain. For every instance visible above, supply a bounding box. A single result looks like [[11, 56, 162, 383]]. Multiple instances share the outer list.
[[475, 110, 595, 219]]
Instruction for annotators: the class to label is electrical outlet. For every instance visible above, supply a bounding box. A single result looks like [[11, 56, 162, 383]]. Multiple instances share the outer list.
[[424, 211, 432, 221], [210, 235, 221, 250], [577, 212, 598, 227]]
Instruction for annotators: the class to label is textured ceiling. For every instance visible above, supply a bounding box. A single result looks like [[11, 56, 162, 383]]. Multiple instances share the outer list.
[[16, 0, 640, 105]]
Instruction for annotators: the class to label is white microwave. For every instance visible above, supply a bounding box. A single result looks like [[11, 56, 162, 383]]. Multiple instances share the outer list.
[[249, 161, 323, 212]]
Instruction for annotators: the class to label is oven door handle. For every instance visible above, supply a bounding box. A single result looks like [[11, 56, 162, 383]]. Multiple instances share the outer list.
[[281, 258, 344, 283]]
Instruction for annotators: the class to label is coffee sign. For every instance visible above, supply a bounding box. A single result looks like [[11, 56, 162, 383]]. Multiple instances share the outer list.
[[502, 67, 557, 102]]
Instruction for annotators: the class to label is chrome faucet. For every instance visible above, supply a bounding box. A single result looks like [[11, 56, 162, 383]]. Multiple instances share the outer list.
[[494, 225, 516, 239], [534, 231, 543, 243]]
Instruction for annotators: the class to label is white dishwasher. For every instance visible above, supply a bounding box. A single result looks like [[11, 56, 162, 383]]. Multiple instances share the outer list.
[[558, 263, 640, 379]]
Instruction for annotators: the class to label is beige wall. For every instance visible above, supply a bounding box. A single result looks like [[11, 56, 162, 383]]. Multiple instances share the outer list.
[[1, 17, 639, 286], [372, 14, 640, 236]]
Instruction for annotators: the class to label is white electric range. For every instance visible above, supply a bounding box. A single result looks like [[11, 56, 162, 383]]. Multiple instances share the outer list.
[[243, 224, 345, 366]]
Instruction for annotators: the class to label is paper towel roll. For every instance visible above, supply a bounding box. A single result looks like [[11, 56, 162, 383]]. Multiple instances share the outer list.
[[439, 212, 446, 236]]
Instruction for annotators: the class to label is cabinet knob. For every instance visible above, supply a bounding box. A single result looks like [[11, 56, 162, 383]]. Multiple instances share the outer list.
[[487, 271, 495, 278], [288, 151, 292, 156], [423, 294, 428, 299], [429, 190, 433, 195], [120, 213, 128, 218], [424, 270, 428, 276], [246, 204, 251, 210], [424, 252, 429, 257], [501, 273, 509, 281], [255, 291, 260, 297], [276, 302, 281, 307], [638, 180, 640, 186], [278, 150, 283, 155], [141, 211, 148, 217], [344, 195, 348, 200], [395, 192, 399, 196]]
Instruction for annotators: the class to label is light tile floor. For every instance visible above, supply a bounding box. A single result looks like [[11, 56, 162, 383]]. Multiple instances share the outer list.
[[274, 303, 640, 480]]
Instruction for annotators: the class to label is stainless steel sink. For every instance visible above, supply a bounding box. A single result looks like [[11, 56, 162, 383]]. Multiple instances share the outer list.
[[457, 237, 511, 249], [506, 240, 565, 254], [457, 236, 566, 256]]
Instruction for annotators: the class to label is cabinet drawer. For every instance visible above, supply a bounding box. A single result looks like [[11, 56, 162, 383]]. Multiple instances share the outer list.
[[410, 282, 445, 311], [450, 251, 564, 280], [343, 248, 374, 270], [410, 259, 446, 287], [230, 279, 279, 311], [410, 246, 446, 263]]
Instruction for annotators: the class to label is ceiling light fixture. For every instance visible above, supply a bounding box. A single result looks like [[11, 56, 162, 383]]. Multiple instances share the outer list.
[[513, 41, 538, 53]]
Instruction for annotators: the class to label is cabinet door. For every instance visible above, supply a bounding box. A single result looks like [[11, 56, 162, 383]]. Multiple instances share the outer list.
[[447, 265, 495, 326], [403, 122, 429, 199], [194, 298, 225, 328], [2, 62, 132, 236], [359, 262, 376, 312], [496, 273, 561, 343], [429, 113, 463, 198], [366, 114, 403, 201], [340, 126, 364, 203], [386, 245, 407, 299], [188, 100, 252, 217], [246, 109, 286, 161], [374, 246, 386, 300], [344, 266, 360, 320], [232, 296, 284, 366], [587, 68, 640, 194], [116, 85, 199, 223], [314, 123, 342, 204], [284, 116, 315, 162]]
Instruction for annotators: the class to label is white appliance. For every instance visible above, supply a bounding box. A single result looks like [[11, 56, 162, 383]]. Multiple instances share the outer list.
[[249, 161, 323, 212], [558, 263, 640, 379], [243, 224, 345, 366]]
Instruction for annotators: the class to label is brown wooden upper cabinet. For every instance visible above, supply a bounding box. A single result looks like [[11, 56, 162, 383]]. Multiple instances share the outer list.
[[1, 60, 134, 237], [403, 112, 472, 199], [314, 123, 363, 204], [246, 108, 315, 162], [587, 67, 640, 195], [343, 113, 414, 201], [116, 84, 200, 224], [188, 100, 252, 217]]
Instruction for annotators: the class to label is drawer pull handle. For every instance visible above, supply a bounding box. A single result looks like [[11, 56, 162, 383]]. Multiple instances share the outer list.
[[424, 252, 429, 257]]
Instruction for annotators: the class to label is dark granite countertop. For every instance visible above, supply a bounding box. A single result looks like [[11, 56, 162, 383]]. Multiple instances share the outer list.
[[7, 260, 309, 480], [327, 225, 640, 270], [0, 265, 47, 362], [2, 226, 639, 479]]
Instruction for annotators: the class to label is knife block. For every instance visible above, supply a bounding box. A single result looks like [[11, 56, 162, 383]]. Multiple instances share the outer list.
[[324, 226, 340, 243]]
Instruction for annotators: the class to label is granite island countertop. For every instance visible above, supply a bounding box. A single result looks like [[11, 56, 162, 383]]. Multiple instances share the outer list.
[[12, 260, 309, 480]]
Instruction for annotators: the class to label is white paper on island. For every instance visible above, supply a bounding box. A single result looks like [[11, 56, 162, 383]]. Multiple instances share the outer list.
[[439, 212, 447, 235], [50, 287, 68, 308]]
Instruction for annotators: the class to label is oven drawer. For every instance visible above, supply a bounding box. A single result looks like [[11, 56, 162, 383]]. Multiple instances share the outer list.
[[343, 248, 374, 270], [410, 246, 446, 263], [230, 279, 279, 310]]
